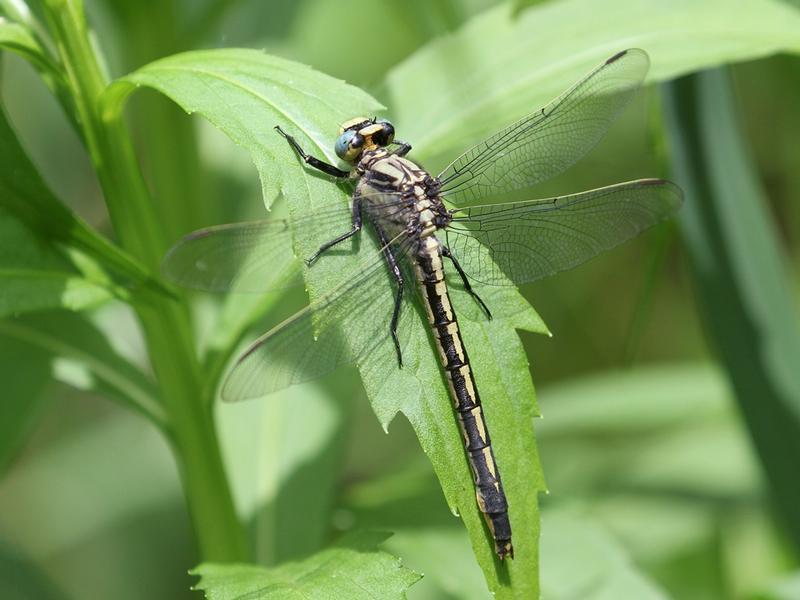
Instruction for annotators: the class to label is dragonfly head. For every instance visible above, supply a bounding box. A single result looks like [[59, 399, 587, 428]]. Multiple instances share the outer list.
[[335, 117, 395, 163]]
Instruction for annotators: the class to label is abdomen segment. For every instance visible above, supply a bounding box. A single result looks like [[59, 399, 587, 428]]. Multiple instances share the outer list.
[[415, 237, 513, 560]]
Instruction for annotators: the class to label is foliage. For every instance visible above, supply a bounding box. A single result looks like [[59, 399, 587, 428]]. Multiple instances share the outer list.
[[663, 69, 800, 548], [191, 532, 421, 600], [1, 0, 799, 598], [386, 0, 800, 168]]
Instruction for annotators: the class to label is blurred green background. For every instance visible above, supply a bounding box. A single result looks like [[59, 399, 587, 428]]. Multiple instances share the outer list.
[[2, 0, 799, 598]]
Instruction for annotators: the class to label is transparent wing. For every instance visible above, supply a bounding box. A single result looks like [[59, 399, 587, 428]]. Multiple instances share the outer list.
[[444, 179, 682, 286], [162, 197, 408, 293], [222, 234, 417, 401], [162, 220, 301, 292], [437, 49, 650, 206]]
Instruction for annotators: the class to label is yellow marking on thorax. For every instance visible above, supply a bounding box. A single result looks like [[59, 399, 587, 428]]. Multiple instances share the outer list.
[[373, 161, 405, 183], [420, 224, 437, 238]]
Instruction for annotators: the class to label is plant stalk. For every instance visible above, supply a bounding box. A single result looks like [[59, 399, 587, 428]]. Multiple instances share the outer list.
[[40, 0, 248, 562]]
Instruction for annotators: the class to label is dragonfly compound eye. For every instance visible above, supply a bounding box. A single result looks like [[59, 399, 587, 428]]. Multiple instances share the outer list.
[[335, 129, 359, 161], [373, 120, 395, 146]]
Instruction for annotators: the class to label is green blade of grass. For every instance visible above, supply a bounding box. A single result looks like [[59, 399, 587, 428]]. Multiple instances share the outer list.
[[662, 68, 800, 550]]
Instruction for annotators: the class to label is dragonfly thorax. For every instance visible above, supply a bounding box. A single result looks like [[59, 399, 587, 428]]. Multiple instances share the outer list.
[[357, 152, 450, 244]]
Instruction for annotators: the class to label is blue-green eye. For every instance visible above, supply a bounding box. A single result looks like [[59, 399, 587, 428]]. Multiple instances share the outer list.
[[335, 130, 356, 160]]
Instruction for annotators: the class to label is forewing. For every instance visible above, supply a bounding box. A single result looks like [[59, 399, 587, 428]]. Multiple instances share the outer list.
[[162, 220, 301, 292], [445, 179, 682, 286], [437, 49, 650, 206], [222, 235, 417, 401], [162, 195, 412, 293]]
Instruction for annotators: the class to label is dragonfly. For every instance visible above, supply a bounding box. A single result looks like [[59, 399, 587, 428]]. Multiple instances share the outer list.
[[163, 48, 682, 561]]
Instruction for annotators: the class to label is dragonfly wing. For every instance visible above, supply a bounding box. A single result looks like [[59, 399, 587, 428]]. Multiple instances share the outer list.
[[162, 220, 303, 292], [444, 179, 682, 286], [162, 196, 414, 293], [222, 235, 416, 401], [437, 49, 650, 206]]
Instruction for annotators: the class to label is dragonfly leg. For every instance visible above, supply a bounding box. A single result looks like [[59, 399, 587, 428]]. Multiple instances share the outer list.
[[275, 126, 350, 178], [375, 224, 405, 368], [441, 246, 492, 320], [392, 140, 412, 157], [306, 199, 363, 265]]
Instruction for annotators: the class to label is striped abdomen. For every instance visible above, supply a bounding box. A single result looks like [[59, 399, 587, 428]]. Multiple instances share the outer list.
[[415, 236, 513, 560]]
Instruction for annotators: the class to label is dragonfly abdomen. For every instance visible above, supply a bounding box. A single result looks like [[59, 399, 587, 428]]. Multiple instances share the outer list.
[[415, 236, 514, 561]]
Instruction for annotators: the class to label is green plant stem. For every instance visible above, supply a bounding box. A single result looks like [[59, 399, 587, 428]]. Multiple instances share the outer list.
[[40, 0, 247, 562]]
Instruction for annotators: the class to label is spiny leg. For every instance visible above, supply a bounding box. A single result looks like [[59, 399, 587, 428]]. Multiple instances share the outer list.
[[275, 126, 350, 178], [441, 245, 492, 320], [306, 198, 363, 265], [375, 224, 405, 368]]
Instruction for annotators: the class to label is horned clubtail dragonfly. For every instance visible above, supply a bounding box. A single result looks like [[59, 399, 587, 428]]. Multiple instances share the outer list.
[[163, 48, 682, 560]]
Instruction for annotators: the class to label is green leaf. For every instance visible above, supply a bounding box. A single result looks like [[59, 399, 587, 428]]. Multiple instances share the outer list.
[[0, 326, 52, 474], [0, 409, 181, 558], [535, 364, 759, 500], [190, 532, 421, 599], [540, 512, 670, 599], [662, 69, 800, 551], [0, 103, 164, 297], [0, 17, 57, 75], [0, 0, 43, 30], [0, 312, 164, 426], [105, 48, 546, 596], [536, 363, 728, 437], [384, 527, 491, 600], [100, 44, 383, 406], [0, 209, 118, 315], [343, 462, 493, 599], [218, 377, 356, 565], [360, 280, 546, 599], [755, 572, 800, 600], [102, 48, 384, 210], [0, 538, 67, 600], [0, 269, 117, 316], [385, 0, 800, 167], [532, 364, 779, 594]]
